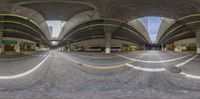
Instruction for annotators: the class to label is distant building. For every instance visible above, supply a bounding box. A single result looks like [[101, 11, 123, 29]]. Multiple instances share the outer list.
[[48, 26, 53, 37]]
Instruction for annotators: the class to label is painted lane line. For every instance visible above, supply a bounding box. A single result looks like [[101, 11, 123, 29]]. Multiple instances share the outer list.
[[0, 51, 52, 80], [180, 72, 200, 79], [62, 54, 132, 70], [69, 52, 117, 59], [117, 54, 192, 63], [125, 63, 166, 72], [176, 55, 198, 67]]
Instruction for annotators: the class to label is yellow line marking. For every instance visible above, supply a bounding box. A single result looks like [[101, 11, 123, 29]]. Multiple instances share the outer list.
[[62, 54, 133, 70], [0, 14, 39, 28], [178, 14, 200, 20]]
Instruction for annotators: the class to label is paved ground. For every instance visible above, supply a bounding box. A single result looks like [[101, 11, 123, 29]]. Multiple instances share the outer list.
[[0, 52, 49, 76], [0, 50, 200, 99]]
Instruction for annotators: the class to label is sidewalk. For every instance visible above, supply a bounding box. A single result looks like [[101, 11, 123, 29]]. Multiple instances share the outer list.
[[0, 53, 29, 59]]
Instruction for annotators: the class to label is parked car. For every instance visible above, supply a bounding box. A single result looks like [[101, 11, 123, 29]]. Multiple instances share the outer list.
[[74, 47, 84, 51], [111, 47, 122, 52], [85, 47, 102, 52]]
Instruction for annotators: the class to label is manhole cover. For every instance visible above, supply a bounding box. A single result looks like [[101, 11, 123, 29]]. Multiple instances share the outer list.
[[169, 67, 182, 74], [77, 63, 83, 66]]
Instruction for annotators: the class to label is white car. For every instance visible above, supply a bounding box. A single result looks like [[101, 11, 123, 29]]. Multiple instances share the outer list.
[[85, 47, 102, 52], [74, 48, 84, 51]]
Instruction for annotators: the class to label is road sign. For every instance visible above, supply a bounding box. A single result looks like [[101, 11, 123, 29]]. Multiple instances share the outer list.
[[0, 40, 17, 44]]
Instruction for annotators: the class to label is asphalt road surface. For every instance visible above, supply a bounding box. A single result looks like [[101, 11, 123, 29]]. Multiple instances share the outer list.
[[0, 50, 200, 99]]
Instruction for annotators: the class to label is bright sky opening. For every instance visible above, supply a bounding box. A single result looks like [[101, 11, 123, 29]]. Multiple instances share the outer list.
[[46, 20, 66, 38], [139, 16, 162, 43]]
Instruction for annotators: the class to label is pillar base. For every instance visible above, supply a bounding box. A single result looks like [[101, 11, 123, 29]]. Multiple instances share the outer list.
[[197, 48, 200, 54], [0, 45, 4, 54], [0, 48, 2, 54], [105, 48, 111, 54], [16, 51, 20, 53]]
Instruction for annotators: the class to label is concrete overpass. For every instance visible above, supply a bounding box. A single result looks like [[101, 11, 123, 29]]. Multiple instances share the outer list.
[[0, 0, 200, 98]]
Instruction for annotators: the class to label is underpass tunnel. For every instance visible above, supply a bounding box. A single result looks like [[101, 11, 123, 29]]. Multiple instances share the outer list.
[[58, 19, 150, 54]]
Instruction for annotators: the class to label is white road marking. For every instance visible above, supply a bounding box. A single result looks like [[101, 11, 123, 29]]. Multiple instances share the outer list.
[[0, 51, 52, 79], [67, 52, 117, 59], [125, 63, 166, 72], [174, 55, 200, 80], [117, 54, 192, 63], [180, 72, 200, 79], [176, 55, 198, 67]]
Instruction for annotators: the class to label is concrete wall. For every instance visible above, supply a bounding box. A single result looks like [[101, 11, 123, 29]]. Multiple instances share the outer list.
[[174, 38, 196, 52], [72, 39, 139, 49], [1, 37, 37, 53], [3, 37, 36, 44]]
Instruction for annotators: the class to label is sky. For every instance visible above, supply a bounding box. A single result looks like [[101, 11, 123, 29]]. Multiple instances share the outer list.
[[46, 21, 65, 38], [139, 16, 162, 42]]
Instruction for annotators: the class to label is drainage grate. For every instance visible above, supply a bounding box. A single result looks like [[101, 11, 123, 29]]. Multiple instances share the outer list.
[[168, 66, 182, 74]]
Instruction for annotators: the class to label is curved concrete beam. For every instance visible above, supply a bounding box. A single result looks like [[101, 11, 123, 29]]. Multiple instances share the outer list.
[[0, 3, 51, 40], [59, 10, 100, 39], [13, 0, 97, 10], [128, 19, 151, 43], [61, 23, 148, 44], [1, 29, 40, 41], [158, 14, 200, 43], [60, 16, 151, 43], [156, 17, 175, 43]]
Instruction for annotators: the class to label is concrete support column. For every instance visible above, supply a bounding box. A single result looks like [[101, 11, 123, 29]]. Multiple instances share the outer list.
[[162, 44, 167, 51], [39, 43, 45, 49], [174, 41, 182, 52], [179, 41, 182, 52], [67, 44, 71, 51], [0, 32, 4, 54], [105, 32, 111, 54], [38, 41, 43, 49], [165, 47, 167, 51], [25, 44, 28, 50], [61, 47, 65, 51], [196, 29, 200, 54], [15, 41, 21, 53], [143, 44, 146, 51], [161, 43, 164, 51], [0, 16, 4, 54]]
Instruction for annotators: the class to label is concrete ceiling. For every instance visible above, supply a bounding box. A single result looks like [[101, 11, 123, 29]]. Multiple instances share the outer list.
[[1, 0, 200, 46], [58, 19, 150, 46], [3, 0, 199, 20], [157, 15, 200, 44]]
